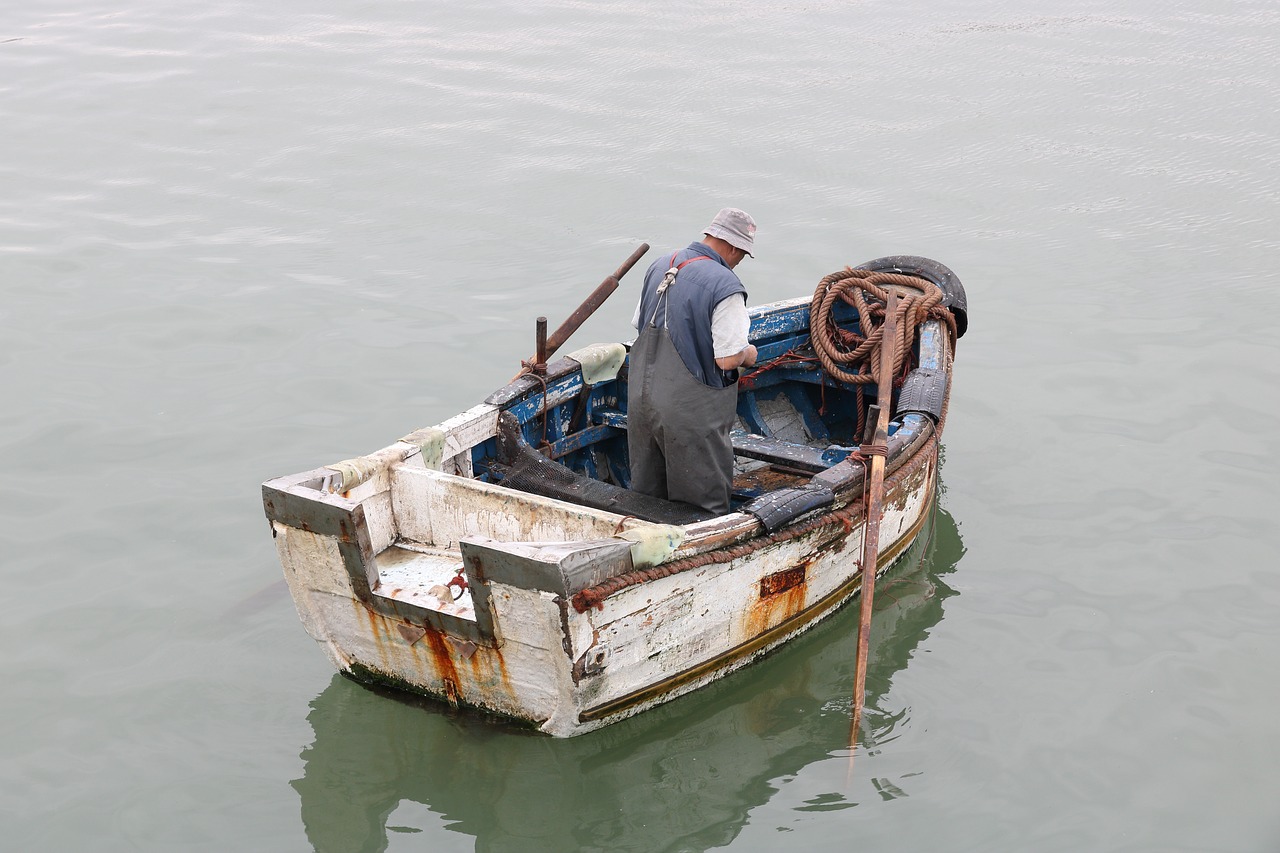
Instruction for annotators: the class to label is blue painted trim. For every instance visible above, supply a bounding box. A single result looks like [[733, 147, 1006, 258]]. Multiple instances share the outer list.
[[736, 391, 770, 435], [548, 425, 624, 460], [783, 384, 830, 441]]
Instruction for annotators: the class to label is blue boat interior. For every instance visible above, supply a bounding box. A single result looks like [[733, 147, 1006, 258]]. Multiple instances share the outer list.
[[471, 298, 921, 524]]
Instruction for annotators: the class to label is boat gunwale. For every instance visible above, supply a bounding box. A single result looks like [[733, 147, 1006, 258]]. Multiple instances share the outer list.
[[566, 414, 938, 611]]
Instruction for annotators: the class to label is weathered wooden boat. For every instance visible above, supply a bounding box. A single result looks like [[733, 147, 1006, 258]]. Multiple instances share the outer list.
[[263, 254, 968, 737], [293, 505, 964, 851]]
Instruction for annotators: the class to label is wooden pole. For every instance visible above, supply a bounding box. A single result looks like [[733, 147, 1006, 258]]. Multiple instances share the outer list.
[[850, 289, 899, 753]]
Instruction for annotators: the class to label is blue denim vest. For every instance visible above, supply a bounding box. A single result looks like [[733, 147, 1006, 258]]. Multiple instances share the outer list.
[[635, 242, 747, 388]]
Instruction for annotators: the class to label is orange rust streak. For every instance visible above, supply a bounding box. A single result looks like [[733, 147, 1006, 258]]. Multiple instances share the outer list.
[[744, 579, 808, 639], [420, 628, 461, 699], [358, 601, 393, 671]]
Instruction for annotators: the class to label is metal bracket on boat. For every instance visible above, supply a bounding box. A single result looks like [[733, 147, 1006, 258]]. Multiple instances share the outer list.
[[743, 485, 835, 533]]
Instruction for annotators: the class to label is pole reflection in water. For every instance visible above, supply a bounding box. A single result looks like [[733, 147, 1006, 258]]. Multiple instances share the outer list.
[[293, 490, 965, 853]]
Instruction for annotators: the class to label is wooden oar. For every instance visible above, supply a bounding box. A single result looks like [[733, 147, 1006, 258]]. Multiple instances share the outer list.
[[513, 243, 650, 379], [850, 289, 900, 753]]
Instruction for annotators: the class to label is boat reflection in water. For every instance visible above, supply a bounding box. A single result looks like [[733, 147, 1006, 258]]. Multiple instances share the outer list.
[[293, 495, 965, 853]]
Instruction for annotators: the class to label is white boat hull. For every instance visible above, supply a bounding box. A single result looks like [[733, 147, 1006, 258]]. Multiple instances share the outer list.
[[266, 403, 939, 737]]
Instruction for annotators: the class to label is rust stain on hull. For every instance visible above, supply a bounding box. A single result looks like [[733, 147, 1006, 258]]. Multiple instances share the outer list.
[[745, 565, 809, 638], [580, 486, 938, 724], [347, 601, 519, 719], [466, 641, 514, 701], [419, 627, 462, 705], [410, 620, 515, 709], [357, 600, 395, 672]]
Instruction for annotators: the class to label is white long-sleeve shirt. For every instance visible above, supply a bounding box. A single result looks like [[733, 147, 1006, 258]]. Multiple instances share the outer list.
[[631, 293, 750, 358]]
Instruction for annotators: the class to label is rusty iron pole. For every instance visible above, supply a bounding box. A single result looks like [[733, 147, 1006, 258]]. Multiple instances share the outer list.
[[514, 243, 651, 381], [544, 276, 619, 357], [533, 316, 548, 375], [850, 289, 899, 755], [543, 242, 650, 359]]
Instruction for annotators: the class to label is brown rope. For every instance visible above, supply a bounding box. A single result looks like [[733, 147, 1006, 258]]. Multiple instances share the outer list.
[[570, 456, 921, 613], [807, 268, 956, 388], [509, 365, 554, 449]]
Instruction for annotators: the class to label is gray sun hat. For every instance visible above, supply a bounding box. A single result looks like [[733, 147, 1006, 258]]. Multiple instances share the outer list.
[[703, 207, 757, 257]]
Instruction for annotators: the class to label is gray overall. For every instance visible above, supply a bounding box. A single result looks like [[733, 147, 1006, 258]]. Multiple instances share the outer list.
[[627, 259, 740, 515]]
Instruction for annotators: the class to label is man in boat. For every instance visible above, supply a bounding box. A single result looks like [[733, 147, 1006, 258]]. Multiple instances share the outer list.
[[627, 207, 759, 516]]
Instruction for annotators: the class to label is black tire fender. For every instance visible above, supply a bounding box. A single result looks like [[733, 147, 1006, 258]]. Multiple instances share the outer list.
[[854, 255, 968, 338]]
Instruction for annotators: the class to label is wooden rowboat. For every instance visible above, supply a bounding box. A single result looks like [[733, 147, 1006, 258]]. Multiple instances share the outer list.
[[262, 255, 968, 736], [293, 504, 963, 849]]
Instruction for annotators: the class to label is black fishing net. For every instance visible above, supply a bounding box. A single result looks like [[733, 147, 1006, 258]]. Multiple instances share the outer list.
[[492, 412, 712, 526]]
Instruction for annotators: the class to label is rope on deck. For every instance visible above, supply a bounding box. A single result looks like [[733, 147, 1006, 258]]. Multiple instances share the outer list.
[[808, 268, 957, 388]]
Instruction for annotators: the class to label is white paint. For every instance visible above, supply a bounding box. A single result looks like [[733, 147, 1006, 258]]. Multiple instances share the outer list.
[[270, 445, 936, 736]]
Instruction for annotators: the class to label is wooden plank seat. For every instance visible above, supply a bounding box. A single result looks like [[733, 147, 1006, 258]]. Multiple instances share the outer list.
[[729, 432, 851, 473]]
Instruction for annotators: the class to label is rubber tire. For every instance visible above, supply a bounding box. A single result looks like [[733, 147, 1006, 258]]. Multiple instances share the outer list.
[[855, 255, 968, 338]]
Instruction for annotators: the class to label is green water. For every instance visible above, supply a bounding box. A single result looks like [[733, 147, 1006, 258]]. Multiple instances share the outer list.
[[2, 0, 1278, 849]]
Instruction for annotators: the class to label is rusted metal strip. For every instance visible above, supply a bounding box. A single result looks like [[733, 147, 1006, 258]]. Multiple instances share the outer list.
[[761, 566, 806, 597]]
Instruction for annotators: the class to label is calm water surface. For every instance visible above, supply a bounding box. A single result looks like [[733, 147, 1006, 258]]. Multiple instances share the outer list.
[[2, 1, 1278, 850]]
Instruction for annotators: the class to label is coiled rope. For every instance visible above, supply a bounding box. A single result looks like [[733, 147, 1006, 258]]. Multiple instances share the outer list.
[[808, 268, 957, 388]]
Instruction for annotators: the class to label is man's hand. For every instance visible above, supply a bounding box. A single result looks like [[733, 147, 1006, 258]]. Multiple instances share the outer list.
[[715, 344, 758, 371]]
